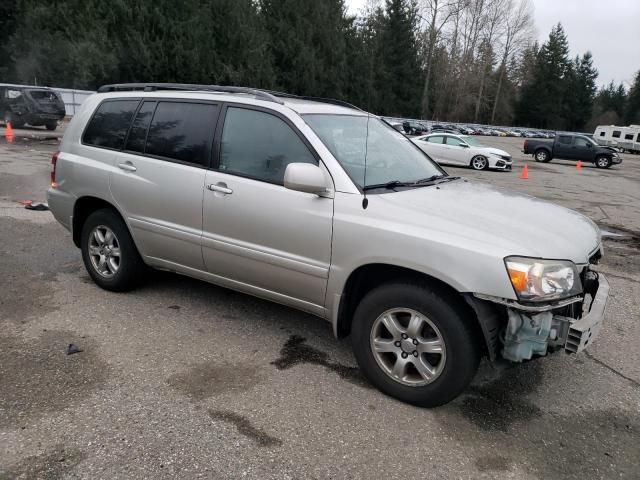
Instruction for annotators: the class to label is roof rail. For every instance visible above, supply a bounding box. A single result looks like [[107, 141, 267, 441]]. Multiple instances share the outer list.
[[265, 90, 364, 111], [96, 83, 284, 105]]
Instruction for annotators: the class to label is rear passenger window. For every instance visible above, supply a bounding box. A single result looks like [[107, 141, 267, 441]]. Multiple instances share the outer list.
[[559, 135, 572, 144], [145, 102, 218, 166], [219, 107, 316, 184], [125, 101, 156, 153], [427, 136, 444, 144], [83, 100, 139, 149]]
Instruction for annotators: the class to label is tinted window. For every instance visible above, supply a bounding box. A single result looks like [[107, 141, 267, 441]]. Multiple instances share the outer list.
[[83, 100, 139, 149], [612, 130, 621, 138], [427, 135, 444, 144], [624, 133, 633, 140], [599, 131, 605, 136], [574, 137, 590, 147], [145, 102, 218, 166], [219, 107, 316, 184], [446, 136, 466, 146], [125, 101, 156, 153], [559, 135, 572, 144]]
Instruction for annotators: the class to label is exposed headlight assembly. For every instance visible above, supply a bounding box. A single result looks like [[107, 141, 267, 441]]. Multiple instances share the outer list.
[[505, 256, 582, 302]]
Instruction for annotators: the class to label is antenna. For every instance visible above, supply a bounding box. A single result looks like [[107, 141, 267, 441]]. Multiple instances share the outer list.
[[362, 113, 370, 209]]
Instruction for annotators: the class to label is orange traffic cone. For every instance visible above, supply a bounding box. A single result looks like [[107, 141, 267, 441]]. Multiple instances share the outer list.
[[576, 160, 582, 171], [4, 121, 14, 143], [520, 164, 529, 179]]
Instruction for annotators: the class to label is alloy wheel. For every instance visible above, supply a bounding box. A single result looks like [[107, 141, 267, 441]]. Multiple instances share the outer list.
[[370, 308, 446, 386], [88, 225, 121, 277]]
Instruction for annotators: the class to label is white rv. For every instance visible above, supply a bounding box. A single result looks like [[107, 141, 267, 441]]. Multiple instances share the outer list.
[[594, 125, 640, 153]]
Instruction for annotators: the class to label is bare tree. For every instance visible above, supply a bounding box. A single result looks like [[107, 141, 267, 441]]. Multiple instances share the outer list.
[[489, 0, 534, 123], [419, 0, 464, 118]]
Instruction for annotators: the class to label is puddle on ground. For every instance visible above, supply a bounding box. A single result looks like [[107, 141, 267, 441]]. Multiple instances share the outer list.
[[208, 410, 282, 447], [167, 362, 264, 400], [271, 335, 371, 389]]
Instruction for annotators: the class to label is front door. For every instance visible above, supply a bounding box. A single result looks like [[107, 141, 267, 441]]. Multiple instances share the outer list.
[[444, 136, 470, 165], [202, 105, 334, 311]]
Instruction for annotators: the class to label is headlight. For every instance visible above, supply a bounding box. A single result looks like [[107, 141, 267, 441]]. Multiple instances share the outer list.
[[505, 256, 582, 302]]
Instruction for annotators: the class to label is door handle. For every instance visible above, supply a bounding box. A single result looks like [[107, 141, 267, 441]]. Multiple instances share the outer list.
[[118, 162, 137, 172], [207, 184, 233, 194]]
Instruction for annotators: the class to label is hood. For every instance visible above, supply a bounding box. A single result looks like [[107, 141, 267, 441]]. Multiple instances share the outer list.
[[483, 147, 511, 158], [374, 179, 600, 264]]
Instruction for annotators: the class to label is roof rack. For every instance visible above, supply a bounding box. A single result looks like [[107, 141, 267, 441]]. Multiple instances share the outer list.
[[96, 83, 284, 105], [265, 90, 364, 111]]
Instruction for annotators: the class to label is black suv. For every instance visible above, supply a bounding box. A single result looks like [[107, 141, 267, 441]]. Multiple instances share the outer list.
[[0, 84, 66, 130]]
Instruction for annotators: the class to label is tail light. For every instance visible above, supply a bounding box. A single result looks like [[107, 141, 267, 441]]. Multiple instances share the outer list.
[[51, 151, 59, 188]]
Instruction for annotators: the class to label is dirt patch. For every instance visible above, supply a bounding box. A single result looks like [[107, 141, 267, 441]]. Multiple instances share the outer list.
[[0, 445, 86, 480], [0, 330, 110, 428], [208, 410, 282, 447], [475, 455, 511, 472], [167, 362, 264, 400], [272, 335, 371, 389]]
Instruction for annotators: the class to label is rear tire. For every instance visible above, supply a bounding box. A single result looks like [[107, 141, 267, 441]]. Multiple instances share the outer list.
[[534, 149, 551, 162], [80, 208, 146, 291], [351, 282, 480, 407], [3, 111, 24, 129], [595, 155, 612, 169]]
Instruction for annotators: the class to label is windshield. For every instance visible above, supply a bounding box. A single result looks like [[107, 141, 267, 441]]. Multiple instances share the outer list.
[[461, 136, 484, 147], [304, 115, 444, 189]]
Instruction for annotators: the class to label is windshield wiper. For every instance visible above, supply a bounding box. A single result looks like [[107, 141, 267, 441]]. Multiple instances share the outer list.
[[363, 180, 414, 191], [413, 174, 446, 184]]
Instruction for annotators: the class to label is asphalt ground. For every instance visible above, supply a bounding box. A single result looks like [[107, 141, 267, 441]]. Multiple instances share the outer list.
[[1, 125, 639, 479]]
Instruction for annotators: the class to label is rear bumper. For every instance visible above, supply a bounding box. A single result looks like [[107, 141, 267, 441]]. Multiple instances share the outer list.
[[46, 187, 75, 232]]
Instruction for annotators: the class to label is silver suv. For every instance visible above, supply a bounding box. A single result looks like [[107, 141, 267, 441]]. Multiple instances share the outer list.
[[47, 84, 609, 407]]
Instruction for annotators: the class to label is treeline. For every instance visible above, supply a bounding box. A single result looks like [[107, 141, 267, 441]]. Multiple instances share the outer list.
[[1, 0, 638, 129]]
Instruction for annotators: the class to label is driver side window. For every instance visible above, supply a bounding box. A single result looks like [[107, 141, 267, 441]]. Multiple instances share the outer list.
[[219, 107, 317, 184], [446, 136, 466, 147]]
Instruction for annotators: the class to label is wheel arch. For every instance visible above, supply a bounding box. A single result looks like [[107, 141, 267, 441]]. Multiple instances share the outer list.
[[334, 263, 496, 359], [72, 196, 128, 248]]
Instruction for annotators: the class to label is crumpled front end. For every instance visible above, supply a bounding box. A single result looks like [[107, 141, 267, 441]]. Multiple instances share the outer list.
[[469, 251, 609, 363]]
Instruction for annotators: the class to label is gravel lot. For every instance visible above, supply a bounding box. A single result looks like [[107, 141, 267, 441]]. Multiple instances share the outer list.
[[1, 126, 639, 479]]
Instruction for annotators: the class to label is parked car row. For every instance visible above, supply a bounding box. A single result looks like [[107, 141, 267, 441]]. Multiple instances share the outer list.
[[383, 117, 556, 139]]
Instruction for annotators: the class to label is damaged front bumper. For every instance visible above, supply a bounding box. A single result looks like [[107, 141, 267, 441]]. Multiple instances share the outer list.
[[473, 272, 609, 362]]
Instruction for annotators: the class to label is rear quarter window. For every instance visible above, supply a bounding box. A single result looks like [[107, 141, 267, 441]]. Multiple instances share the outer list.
[[83, 99, 140, 150]]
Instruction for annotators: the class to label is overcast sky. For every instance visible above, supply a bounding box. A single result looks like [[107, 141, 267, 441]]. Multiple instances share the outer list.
[[345, 0, 640, 88]]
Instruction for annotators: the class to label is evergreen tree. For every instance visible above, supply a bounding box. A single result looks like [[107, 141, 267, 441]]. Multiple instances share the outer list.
[[624, 71, 640, 125], [376, 0, 423, 117], [564, 52, 598, 131], [261, 0, 349, 98], [516, 23, 571, 129]]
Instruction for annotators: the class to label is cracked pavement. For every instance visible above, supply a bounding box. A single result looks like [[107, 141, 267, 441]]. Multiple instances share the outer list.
[[0, 129, 639, 479]]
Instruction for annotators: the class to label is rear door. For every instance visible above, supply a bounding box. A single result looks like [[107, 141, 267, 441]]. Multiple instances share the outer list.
[[201, 104, 334, 312], [110, 99, 220, 270], [555, 135, 574, 158], [419, 135, 447, 163]]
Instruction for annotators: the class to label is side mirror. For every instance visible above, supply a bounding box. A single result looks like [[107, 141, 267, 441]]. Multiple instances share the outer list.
[[461, 143, 470, 148], [284, 163, 330, 196]]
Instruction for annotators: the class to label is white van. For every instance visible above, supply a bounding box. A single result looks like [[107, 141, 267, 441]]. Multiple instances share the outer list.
[[594, 125, 640, 153]]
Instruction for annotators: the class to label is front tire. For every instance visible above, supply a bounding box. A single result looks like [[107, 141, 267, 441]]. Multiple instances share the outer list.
[[351, 282, 480, 407], [470, 155, 488, 170], [595, 155, 612, 169], [80, 208, 146, 291]]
